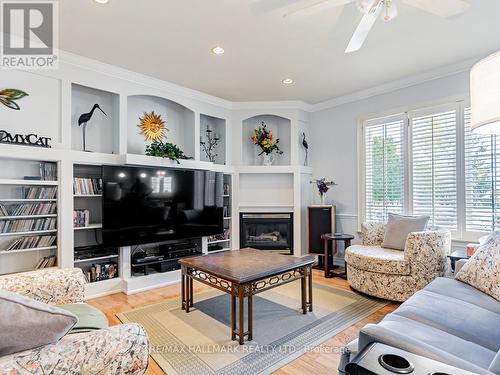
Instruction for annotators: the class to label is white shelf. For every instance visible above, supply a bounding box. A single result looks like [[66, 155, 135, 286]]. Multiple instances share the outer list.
[[207, 238, 230, 244], [0, 214, 57, 220], [208, 248, 231, 253], [120, 154, 213, 170], [74, 194, 102, 198], [0, 199, 57, 202], [74, 224, 102, 230], [0, 179, 58, 186], [74, 254, 118, 264], [223, 195, 230, 197], [0, 229, 57, 237], [236, 165, 313, 174], [0, 246, 57, 255], [224, 217, 232, 220]]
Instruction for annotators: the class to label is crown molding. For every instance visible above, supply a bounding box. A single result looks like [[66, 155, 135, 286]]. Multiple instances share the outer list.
[[309, 57, 479, 112], [231, 100, 313, 112], [59, 51, 234, 110]]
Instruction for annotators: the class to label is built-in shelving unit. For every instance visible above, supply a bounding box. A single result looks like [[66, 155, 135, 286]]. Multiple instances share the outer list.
[[0, 158, 59, 275]]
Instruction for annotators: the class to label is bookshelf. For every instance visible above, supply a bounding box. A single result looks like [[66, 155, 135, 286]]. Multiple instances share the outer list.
[[207, 173, 233, 253], [0, 159, 59, 275], [73, 164, 119, 285]]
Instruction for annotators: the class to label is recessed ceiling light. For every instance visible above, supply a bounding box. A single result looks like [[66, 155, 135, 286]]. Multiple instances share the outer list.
[[282, 78, 294, 85], [211, 46, 225, 55], [94, 0, 109, 4]]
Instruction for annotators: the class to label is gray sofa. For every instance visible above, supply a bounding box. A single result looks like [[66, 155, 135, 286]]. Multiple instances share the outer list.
[[340, 275, 500, 374]]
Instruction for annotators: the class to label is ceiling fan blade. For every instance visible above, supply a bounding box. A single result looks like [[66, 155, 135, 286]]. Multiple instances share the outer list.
[[283, 0, 353, 19], [402, 0, 470, 18], [345, 0, 383, 53]]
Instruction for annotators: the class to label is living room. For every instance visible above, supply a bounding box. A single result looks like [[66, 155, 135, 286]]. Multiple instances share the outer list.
[[0, 0, 498, 374]]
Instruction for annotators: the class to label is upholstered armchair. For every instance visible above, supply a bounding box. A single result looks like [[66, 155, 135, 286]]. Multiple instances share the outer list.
[[345, 223, 451, 301], [0, 268, 149, 375]]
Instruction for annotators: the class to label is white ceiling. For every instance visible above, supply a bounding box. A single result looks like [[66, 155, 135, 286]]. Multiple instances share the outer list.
[[60, 0, 500, 104]]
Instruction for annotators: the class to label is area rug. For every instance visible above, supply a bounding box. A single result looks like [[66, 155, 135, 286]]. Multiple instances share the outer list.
[[117, 281, 386, 375]]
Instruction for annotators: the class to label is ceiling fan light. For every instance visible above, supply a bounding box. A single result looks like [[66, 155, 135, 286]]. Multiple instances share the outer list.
[[471, 51, 500, 134], [381, 0, 398, 21], [356, 0, 375, 14]]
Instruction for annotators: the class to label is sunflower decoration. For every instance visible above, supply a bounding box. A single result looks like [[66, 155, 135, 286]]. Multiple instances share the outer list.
[[138, 111, 168, 141]]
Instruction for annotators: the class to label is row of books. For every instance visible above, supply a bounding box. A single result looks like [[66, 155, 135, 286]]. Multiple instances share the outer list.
[[0, 218, 56, 233], [84, 262, 118, 283], [0, 202, 57, 217], [40, 162, 57, 181], [73, 209, 90, 228], [6, 235, 57, 250], [73, 178, 103, 195], [23, 187, 57, 200], [35, 255, 57, 269]]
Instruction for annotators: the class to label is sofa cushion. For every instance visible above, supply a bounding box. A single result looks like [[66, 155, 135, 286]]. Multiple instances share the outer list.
[[0, 290, 78, 356], [57, 303, 108, 334], [456, 232, 500, 302], [345, 245, 411, 275], [392, 289, 500, 352], [381, 213, 429, 250], [425, 277, 500, 315], [361, 314, 497, 373]]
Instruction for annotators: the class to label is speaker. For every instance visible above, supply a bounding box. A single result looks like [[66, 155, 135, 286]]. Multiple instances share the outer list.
[[308, 205, 336, 254]]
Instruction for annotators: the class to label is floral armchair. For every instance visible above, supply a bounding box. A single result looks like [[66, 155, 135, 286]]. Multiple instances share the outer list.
[[0, 268, 149, 375], [345, 223, 451, 301]]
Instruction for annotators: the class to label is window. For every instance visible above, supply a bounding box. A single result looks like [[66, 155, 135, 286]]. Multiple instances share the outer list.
[[464, 107, 500, 233], [410, 108, 457, 229], [363, 115, 405, 222], [360, 102, 499, 240]]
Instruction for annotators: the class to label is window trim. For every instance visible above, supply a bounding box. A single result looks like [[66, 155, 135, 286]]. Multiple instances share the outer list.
[[357, 97, 490, 242]]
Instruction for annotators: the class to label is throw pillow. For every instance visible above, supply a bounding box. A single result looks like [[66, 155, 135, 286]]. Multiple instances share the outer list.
[[0, 290, 78, 356], [456, 232, 500, 302], [381, 213, 430, 250]]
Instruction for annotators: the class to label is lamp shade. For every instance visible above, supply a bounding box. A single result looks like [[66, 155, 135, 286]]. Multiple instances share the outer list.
[[471, 51, 500, 134]]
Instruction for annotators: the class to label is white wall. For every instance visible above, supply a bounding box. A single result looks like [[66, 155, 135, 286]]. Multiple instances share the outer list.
[[309, 71, 470, 243]]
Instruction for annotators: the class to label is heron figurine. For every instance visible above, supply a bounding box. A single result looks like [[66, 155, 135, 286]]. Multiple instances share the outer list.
[[78, 104, 107, 152], [302, 132, 309, 166]]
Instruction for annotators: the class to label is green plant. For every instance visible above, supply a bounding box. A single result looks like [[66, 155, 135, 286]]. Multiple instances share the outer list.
[[145, 140, 192, 164]]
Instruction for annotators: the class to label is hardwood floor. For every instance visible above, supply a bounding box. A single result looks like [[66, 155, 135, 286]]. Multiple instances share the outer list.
[[87, 269, 399, 375]]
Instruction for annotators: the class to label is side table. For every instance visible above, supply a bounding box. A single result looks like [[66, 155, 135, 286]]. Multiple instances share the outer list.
[[448, 250, 470, 272], [321, 233, 354, 279]]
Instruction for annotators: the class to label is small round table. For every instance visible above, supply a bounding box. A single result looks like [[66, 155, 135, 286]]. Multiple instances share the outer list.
[[321, 233, 354, 279]]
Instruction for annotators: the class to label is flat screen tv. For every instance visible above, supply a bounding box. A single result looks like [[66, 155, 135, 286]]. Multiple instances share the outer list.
[[102, 165, 224, 247]]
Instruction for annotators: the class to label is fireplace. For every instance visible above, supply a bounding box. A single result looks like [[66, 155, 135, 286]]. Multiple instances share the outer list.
[[240, 213, 293, 254]]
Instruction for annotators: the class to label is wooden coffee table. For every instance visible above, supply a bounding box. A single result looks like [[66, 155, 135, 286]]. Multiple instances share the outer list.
[[179, 248, 314, 344]]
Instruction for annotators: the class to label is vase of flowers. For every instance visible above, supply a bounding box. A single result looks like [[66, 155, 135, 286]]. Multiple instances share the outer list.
[[251, 122, 283, 166], [311, 178, 337, 204]]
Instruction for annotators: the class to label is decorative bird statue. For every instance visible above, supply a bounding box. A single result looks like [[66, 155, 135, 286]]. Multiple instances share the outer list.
[[78, 104, 107, 152], [302, 132, 309, 166]]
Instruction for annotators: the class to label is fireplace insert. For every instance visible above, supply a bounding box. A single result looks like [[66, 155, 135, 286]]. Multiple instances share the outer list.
[[240, 213, 293, 254]]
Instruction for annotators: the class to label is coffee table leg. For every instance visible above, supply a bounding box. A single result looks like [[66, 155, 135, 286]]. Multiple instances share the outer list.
[[308, 265, 313, 312], [181, 266, 186, 311], [248, 287, 253, 341], [301, 269, 307, 314], [231, 284, 236, 341], [238, 285, 245, 344], [189, 275, 194, 307]]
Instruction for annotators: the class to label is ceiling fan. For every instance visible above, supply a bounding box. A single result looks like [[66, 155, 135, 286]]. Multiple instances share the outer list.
[[283, 0, 471, 53]]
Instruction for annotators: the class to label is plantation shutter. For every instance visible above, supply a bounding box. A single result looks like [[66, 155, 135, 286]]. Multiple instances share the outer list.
[[410, 107, 457, 229], [464, 107, 500, 232], [364, 115, 405, 222]]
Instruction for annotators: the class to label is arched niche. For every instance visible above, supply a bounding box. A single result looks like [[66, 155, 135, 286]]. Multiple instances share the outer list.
[[242, 114, 291, 165], [127, 95, 195, 157]]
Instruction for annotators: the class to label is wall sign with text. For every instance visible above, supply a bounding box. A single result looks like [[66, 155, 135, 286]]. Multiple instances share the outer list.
[[0, 130, 51, 148]]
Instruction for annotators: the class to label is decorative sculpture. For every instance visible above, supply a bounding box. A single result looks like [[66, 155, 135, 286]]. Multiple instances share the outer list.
[[200, 124, 220, 162], [138, 111, 167, 141], [0, 89, 28, 110], [302, 132, 309, 166], [78, 104, 107, 152]]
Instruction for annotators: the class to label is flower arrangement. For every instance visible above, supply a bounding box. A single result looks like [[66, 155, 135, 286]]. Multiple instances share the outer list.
[[251, 122, 284, 156], [311, 178, 337, 204]]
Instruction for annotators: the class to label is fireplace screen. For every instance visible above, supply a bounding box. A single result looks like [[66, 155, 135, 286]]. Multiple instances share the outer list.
[[240, 213, 293, 253]]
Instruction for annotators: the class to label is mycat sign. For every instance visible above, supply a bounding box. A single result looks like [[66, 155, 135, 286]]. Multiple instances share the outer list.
[[1, 0, 59, 69]]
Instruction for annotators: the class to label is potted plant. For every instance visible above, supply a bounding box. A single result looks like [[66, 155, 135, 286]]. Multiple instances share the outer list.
[[251, 122, 283, 166], [311, 178, 337, 205]]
